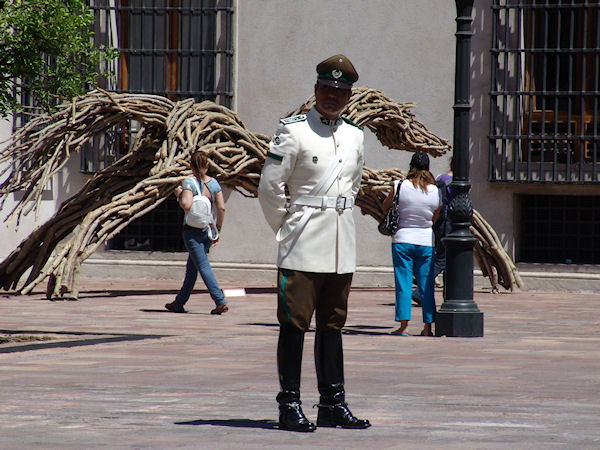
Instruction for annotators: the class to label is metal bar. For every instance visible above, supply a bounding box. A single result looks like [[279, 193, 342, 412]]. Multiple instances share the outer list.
[[578, 4, 588, 181], [526, 3, 535, 182], [566, 3, 574, 181], [151, 2, 157, 96], [488, 1, 499, 181], [186, 0, 193, 97], [137, 4, 145, 93], [513, 1, 523, 182], [89, 4, 234, 13], [593, 6, 600, 180], [226, 0, 233, 106], [501, 4, 510, 180], [200, 0, 206, 100], [538, 3, 548, 180], [551, 4, 560, 182]]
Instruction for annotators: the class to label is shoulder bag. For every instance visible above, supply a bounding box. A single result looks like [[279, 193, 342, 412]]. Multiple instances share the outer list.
[[378, 181, 400, 236]]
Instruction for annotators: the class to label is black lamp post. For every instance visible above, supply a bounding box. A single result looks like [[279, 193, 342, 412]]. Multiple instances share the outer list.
[[435, 0, 484, 337]]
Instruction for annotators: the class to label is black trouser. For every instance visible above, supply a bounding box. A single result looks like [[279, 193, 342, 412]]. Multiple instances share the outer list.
[[276, 325, 345, 404], [314, 328, 345, 403]]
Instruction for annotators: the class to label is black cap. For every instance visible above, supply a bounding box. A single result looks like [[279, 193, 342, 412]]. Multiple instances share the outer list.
[[410, 152, 430, 170], [316, 54, 358, 89]]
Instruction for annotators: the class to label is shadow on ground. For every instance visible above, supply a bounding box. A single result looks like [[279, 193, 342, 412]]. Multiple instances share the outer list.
[[176, 418, 279, 430], [0, 329, 170, 354], [244, 323, 394, 336], [74, 286, 279, 300]]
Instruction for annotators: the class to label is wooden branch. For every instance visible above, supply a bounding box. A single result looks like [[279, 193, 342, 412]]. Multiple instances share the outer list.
[[0, 88, 521, 298]]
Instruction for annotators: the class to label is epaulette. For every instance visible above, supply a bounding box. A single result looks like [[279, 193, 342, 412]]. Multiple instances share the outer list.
[[342, 117, 363, 130], [280, 114, 307, 125]]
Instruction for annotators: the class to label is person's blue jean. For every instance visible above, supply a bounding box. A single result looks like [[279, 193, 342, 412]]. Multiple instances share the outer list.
[[391, 243, 436, 323], [173, 227, 226, 307]]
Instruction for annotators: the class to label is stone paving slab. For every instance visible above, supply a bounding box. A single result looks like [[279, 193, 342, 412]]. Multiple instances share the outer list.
[[1, 279, 599, 449]]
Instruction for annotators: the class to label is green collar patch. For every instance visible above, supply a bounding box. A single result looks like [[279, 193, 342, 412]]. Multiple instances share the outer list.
[[342, 117, 363, 130], [266, 151, 283, 161]]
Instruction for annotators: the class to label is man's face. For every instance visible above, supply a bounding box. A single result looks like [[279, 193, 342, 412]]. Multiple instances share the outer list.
[[314, 83, 352, 119]]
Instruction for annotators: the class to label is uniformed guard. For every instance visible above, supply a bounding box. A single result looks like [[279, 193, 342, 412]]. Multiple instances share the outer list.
[[258, 54, 371, 432]]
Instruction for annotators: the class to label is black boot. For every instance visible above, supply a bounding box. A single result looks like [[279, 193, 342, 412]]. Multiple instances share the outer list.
[[277, 392, 316, 432], [276, 324, 315, 432], [316, 398, 371, 429], [314, 330, 371, 429]]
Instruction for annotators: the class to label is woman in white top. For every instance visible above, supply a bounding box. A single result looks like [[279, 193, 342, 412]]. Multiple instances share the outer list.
[[382, 152, 440, 336]]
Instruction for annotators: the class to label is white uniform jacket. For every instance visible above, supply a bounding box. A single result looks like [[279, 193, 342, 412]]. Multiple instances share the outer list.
[[258, 106, 364, 274]]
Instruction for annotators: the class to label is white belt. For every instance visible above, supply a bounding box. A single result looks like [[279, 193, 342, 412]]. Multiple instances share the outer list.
[[292, 195, 354, 212], [277, 143, 352, 245]]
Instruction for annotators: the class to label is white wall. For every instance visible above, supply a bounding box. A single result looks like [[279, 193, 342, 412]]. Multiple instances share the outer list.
[[212, 0, 456, 271]]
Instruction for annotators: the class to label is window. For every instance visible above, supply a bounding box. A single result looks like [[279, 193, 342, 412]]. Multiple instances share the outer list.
[[83, 0, 234, 172], [490, 1, 599, 183], [518, 195, 600, 264], [109, 195, 185, 251], [87, 0, 234, 252], [8, 1, 233, 252]]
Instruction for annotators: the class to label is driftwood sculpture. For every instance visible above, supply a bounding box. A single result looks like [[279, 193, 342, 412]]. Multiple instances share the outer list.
[[0, 87, 521, 298]]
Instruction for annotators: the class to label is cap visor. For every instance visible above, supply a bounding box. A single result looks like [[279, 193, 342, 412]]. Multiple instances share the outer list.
[[317, 78, 352, 90]]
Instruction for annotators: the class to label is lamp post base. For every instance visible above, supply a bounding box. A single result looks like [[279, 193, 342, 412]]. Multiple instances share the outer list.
[[435, 310, 484, 337]]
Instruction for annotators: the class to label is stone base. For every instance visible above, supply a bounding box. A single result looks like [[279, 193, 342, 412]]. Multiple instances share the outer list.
[[435, 310, 484, 337]]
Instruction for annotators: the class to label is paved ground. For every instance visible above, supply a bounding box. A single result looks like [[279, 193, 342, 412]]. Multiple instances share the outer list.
[[1, 278, 599, 449]]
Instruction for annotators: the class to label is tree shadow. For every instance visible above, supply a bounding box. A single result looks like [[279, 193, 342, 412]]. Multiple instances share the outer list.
[[7, 285, 278, 302], [0, 329, 170, 354], [73, 286, 277, 300], [75, 289, 181, 299], [175, 418, 279, 430]]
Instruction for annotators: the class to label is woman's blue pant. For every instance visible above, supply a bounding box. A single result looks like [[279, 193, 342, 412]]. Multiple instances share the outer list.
[[173, 227, 225, 307], [391, 243, 436, 323]]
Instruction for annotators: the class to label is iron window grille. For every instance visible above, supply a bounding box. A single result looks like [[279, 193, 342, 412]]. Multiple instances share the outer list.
[[83, 0, 234, 173], [489, 0, 600, 183], [86, 0, 234, 252], [518, 194, 600, 263]]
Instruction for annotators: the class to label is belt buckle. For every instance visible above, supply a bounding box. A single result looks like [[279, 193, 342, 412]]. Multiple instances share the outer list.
[[335, 196, 346, 212]]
